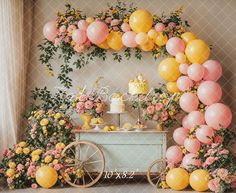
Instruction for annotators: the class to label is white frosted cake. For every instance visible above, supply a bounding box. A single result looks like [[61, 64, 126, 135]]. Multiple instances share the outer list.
[[129, 74, 149, 95], [110, 93, 125, 113]]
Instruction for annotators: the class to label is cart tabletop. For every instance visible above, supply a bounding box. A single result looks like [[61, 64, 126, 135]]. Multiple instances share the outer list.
[[72, 129, 168, 133]]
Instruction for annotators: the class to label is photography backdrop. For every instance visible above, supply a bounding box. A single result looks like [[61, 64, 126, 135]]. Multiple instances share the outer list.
[[27, 0, 236, 148]]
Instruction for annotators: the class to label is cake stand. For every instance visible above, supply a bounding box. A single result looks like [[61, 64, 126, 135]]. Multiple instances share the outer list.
[[107, 111, 127, 128], [91, 123, 106, 131]]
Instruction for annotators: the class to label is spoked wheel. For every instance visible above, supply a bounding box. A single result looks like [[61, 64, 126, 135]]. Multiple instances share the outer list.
[[147, 159, 166, 188], [60, 141, 105, 188]]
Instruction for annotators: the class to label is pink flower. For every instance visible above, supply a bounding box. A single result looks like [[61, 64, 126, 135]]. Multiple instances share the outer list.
[[219, 149, 229, 155], [2, 149, 7, 157], [7, 178, 13, 184], [67, 25, 76, 33], [65, 123, 72, 129], [208, 178, 220, 192], [31, 183, 38, 189], [59, 25, 66, 33], [111, 19, 120, 26], [105, 17, 112, 23], [155, 102, 163, 111], [153, 114, 159, 121], [161, 111, 168, 121], [95, 18, 102, 22], [55, 154, 61, 159], [113, 26, 119, 31], [54, 38, 61, 47], [17, 164, 24, 171], [161, 17, 167, 23], [54, 164, 61, 171], [84, 100, 94, 109], [79, 94, 88, 102], [147, 105, 155, 114], [74, 44, 85, 53], [168, 22, 176, 28], [204, 157, 215, 166], [76, 102, 85, 110], [217, 168, 229, 181], [214, 135, 224, 143]]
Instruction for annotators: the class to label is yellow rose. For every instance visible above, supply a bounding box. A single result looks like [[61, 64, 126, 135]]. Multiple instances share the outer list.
[[40, 118, 49, 126], [8, 162, 16, 169], [44, 155, 53, 163], [55, 143, 65, 150], [52, 159, 59, 165], [59, 120, 66, 126], [54, 113, 61, 119], [32, 155, 40, 162], [15, 174, 20, 178], [31, 149, 42, 156], [6, 169, 15, 177], [18, 141, 26, 147], [15, 147, 22, 154], [23, 148, 30, 154]]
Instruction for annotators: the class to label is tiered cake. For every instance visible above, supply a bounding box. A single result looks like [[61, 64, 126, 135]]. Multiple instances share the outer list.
[[128, 74, 149, 95], [109, 92, 125, 113]]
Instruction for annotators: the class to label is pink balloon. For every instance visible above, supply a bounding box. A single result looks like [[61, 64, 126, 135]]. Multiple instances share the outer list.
[[187, 111, 205, 128], [72, 29, 87, 44], [196, 125, 214, 144], [121, 23, 131, 32], [166, 146, 183, 164], [155, 23, 166, 32], [182, 115, 191, 129], [187, 64, 205, 82], [179, 63, 189, 75], [184, 138, 201, 153], [179, 93, 199, 113], [87, 21, 109, 44], [197, 81, 222, 106], [182, 153, 202, 169], [203, 60, 222, 81], [173, 127, 189, 145], [122, 31, 137, 48], [43, 20, 58, 42], [177, 76, 193, 91], [78, 20, 89, 31], [205, 103, 232, 130], [166, 37, 185, 56]]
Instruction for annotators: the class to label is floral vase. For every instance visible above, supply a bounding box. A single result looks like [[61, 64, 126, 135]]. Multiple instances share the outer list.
[[80, 113, 93, 130], [156, 123, 163, 131]]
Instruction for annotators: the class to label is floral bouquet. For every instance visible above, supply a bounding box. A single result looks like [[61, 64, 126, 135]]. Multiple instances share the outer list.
[[133, 86, 181, 129]]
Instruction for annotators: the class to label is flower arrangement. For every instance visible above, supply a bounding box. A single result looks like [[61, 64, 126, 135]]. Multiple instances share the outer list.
[[132, 86, 181, 128], [73, 91, 105, 117], [39, 1, 189, 88]]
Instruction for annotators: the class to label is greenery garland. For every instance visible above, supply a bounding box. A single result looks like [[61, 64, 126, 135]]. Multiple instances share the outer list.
[[38, 1, 190, 88]]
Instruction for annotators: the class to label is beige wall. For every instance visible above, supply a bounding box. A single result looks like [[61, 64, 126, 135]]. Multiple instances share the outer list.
[[27, 0, 236, 141]]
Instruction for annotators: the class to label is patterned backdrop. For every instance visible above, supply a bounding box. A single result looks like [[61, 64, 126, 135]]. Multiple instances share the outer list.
[[26, 0, 236, 148]]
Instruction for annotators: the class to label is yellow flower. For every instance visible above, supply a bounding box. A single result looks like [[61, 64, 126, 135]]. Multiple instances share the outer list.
[[8, 162, 16, 169], [44, 155, 53, 163], [53, 159, 59, 165], [40, 118, 49, 126], [54, 113, 61, 119], [23, 148, 30, 154], [59, 120, 66, 126], [162, 99, 168, 105], [18, 141, 26, 147], [15, 174, 20, 178], [42, 126, 47, 131], [6, 169, 15, 177], [32, 155, 40, 162], [15, 147, 22, 154], [31, 149, 42, 156], [55, 143, 65, 150], [169, 111, 174, 116]]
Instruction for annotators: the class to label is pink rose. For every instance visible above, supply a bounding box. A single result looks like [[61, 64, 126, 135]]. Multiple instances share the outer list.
[[155, 102, 163, 111], [59, 25, 66, 33], [204, 157, 215, 166], [161, 17, 167, 23], [113, 26, 119, 31], [147, 105, 155, 114], [65, 123, 72, 129], [105, 17, 112, 23], [77, 102, 85, 110], [54, 164, 61, 171], [217, 168, 229, 181], [85, 100, 94, 109], [17, 164, 24, 171], [74, 44, 85, 53], [168, 22, 176, 28], [153, 114, 159, 121], [111, 19, 120, 26], [219, 149, 229, 155], [31, 183, 38, 189], [67, 25, 76, 33], [214, 135, 224, 144], [161, 111, 168, 121], [208, 178, 220, 192], [79, 94, 88, 102]]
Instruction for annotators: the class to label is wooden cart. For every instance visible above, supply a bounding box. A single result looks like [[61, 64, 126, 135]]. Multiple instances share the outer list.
[[60, 130, 167, 188]]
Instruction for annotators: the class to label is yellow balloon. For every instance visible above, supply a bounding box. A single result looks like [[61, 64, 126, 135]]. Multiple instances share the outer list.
[[36, 166, 58, 188], [155, 32, 168, 46], [129, 9, 153, 33], [181, 32, 197, 43], [166, 168, 189, 191], [190, 169, 210, 192], [135, 32, 149, 45], [107, 31, 124, 51], [175, 52, 186, 63], [147, 29, 158, 40], [185, 39, 210, 64], [140, 39, 154, 51], [166, 82, 180, 93], [97, 39, 109, 49], [158, 58, 181, 82]]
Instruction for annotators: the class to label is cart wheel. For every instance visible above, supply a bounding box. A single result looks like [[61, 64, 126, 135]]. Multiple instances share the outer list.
[[147, 159, 166, 188], [60, 140, 105, 188]]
